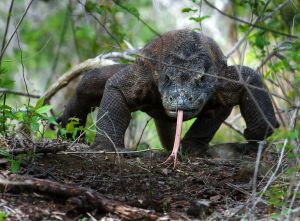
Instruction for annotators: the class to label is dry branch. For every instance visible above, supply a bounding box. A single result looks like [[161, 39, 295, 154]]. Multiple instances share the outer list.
[[42, 57, 116, 104], [0, 175, 180, 221], [0, 89, 40, 99], [8, 141, 69, 155], [42, 49, 137, 104]]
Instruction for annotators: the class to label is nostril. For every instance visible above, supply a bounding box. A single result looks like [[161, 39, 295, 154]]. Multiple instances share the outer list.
[[188, 96, 193, 102], [169, 96, 173, 102]]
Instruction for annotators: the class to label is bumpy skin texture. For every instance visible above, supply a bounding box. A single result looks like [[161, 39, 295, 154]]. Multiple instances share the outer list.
[[60, 64, 128, 130], [61, 29, 279, 152]]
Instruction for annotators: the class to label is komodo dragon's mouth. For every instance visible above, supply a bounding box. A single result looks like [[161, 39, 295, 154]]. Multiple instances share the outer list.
[[167, 109, 198, 120]]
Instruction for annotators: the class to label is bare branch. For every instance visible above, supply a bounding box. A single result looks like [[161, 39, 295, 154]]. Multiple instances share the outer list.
[[41, 56, 115, 104], [0, 175, 179, 221], [77, 0, 122, 49], [0, 0, 34, 61], [0, 89, 40, 99], [112, 0, 160, 37], [42, 49, 137, 104], [203, 0, 297, 40], [0, 0, 15, 66], [226, 0, 272, 58], [224, 121, 243, 136], [16, 24, 30, 106]]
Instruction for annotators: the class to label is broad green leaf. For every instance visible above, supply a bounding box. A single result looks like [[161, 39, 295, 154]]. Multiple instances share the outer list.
[[31, 122, 40, 132], [181, 7, 197, 13], [35, 98, 45, 109], [0, 211, 7, 221], [10, 159, 20, 173], [36, 105, 52, 114], [14, 112, 25, 121]]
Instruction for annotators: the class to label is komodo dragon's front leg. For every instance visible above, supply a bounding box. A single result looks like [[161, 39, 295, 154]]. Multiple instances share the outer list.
[[60, 64, 128, 132], [92, 65, 154, 151], [92, 76, 131, 151]]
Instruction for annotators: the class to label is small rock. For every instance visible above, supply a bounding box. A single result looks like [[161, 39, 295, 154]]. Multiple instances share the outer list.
[[210, 195, 222, 202], [187, 199, 211, 218], [206, 143, 258, 159], [161, 168, 168, 175], [236, 161, 271, 182]]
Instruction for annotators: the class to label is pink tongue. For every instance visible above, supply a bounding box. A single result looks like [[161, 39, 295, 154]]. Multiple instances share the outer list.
[[162, 110, 183, 168]]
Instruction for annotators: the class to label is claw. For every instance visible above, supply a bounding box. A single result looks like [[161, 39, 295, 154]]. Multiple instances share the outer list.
[[162, 110, 183, 168]]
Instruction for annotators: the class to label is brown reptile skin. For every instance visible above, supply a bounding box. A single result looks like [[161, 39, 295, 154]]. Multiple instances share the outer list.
[[60, 29, 279, 153]]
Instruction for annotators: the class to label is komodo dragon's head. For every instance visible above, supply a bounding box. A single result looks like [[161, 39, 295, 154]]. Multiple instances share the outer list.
[[141, 29, 227, 120]]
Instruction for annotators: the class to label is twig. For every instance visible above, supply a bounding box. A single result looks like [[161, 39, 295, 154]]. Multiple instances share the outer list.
[[224, 121, 243, 136], [0, 0, 15, 67], [59, 148, 162, 155], [286, 180, 300, 220], [2, 93, 7, 136], [45, 2, 71, 88], [77, 0, 122, 49], [256, 41, 293, 72], [41, 56, 115, 103], [203, 0, 297, 39], [226, 0, 271, 58], [135, 117, 152, 149], [0, 89, 40, 98], [249, 141, 265, 221], [112, 0, 160, 37], [0, 0, 34, 61], [69, 0, 82, 61], [16, 24, 30, 106], [101, 51, 136, 61], [42, 50, 136, 103], [256, 103, 299, 203], [8, 141, 69, 155]]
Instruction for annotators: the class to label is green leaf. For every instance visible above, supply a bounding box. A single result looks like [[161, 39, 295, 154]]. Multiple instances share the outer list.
[[0, 211, 7, 221], [31, 122, 40, 132], [181, 7, 197, 13], [123, 4, 140, 18], [189, 15, 210, 23], [14, 111, 25, 121], [10, 159, 20, 173], [47, 116, 58, 125], [35, 98, 45, 109], [44, 129, 57, 139], [85, 1, 96, 13], [36, 105, 52, 114]]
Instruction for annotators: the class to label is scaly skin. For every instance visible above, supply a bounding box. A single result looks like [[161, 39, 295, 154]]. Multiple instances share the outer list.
[[60, 29, 279, 156]]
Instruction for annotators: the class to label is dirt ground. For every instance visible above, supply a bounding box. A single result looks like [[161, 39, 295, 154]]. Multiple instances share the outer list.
[[0, 142, 282, 221]]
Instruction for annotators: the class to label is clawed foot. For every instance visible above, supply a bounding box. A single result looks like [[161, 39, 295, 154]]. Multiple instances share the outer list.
[[161, 110, 183, 168], [160, 150, 179, 168]]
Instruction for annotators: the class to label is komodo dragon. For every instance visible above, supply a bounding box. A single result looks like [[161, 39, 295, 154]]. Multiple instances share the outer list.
[[60, 29, 279, 162]]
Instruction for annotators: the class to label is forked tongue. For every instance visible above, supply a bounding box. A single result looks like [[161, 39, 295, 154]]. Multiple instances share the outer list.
[[162, 109, 183, 168]]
